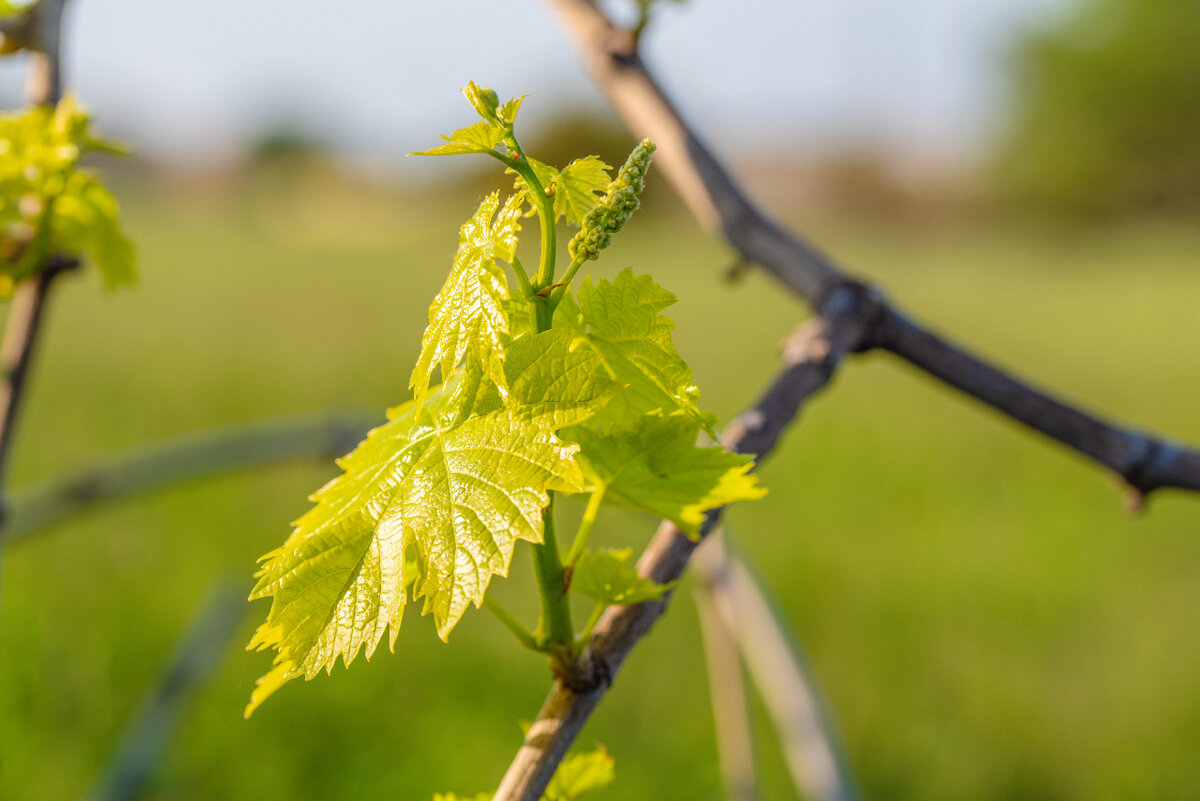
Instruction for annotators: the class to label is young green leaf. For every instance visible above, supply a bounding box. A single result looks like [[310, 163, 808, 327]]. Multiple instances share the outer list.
[[245, 369, 589, 715], [569, 413, 766, 534], [553, 156, 613, 226], [571, 548, 671, 606], [544, 747, 616, 801], [245, 334, 622, 715], [410, 120, 506, 158], [505, 328, 620, 429], [411, 82, 525, 159], [556, 268, 707, 431], [410, 191, 522, 409], [512, 155, 612, 227], [0, 95, 135, 293]]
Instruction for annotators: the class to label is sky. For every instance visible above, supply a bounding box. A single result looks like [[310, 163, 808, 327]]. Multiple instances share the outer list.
[[1, 0, 1072, 169]]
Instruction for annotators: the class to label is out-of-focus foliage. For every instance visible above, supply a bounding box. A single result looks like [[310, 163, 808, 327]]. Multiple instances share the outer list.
[[997, 0, 1200, 217], [0, 96, 135, 294], [0, 0, 33, 19]]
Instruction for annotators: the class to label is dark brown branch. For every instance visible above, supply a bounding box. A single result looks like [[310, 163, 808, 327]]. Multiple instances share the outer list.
[[545, 0, 1200, 501], [493, 291, 872, 801], [0, 0, 72, 503]]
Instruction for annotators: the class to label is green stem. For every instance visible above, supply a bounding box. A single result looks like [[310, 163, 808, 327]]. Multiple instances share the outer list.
[[483, 596, 540, 652], [530, 494, 574, 651], [494, 138, 575, 659], [503, 147, 557, 290], [548, 255, 587, 308], [564, 484, 606, 567]]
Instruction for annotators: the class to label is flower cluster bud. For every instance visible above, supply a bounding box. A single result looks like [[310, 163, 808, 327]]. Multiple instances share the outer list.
[[568, 139, 656, 262]]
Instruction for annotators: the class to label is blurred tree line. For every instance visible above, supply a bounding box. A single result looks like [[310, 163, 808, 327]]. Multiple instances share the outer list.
[[998, 0, 1200, 217]]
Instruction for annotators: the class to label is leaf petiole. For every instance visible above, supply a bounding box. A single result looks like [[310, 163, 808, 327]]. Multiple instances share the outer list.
[[564, 484, 607, 568], [510, 255, 535, 302], [483, 595, 540, 653], [577, 602, 606, 650]]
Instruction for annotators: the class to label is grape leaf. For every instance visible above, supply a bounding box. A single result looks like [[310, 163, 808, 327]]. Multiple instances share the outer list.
[[512, 156, 612, 227], [411, 121, 506, 158], [568, 413, 765, 534], [246, 336, 621, 715], [505, 328, 620, 429], [544, 747, 616, 801], [410, 191, 522, 410], [553, 156, 612, 226], [571, 548, 671, 605], [555, 268, 708, 431], [52, 176, 135, 288], [0, 96, 135, 293]]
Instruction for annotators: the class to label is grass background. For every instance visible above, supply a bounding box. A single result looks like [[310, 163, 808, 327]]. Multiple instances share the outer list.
[[1, 168, 1198, 800]]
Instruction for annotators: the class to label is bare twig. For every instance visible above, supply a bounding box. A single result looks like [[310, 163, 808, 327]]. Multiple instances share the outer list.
[[82, 580, 247, 801], [494, 292, 870, 801], [0, 0, 71, 494], [694, 547, 759, 801], [545, 0, 1200, 501], [694, 532, 860, 801], [0, 0, 73, 603], [0, 412, 377, 543]]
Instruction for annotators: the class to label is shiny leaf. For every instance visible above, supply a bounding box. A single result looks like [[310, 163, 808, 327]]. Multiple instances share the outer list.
[[410, 192, 522, 409], [245, 367, 588, 715]]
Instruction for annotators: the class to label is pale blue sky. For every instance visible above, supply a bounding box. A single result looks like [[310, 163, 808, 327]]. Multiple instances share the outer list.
[[3, 0, 1070, 168]]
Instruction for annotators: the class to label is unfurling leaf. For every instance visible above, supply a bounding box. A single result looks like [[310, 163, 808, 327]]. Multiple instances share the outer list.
[[411, 82, 525, 159], [571, 548, 671, 606], [569, 413, 765, 534], [410, 192, 522, 409]]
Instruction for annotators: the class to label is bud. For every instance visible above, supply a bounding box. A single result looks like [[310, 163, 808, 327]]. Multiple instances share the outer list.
[[462, 82, 501, 126]]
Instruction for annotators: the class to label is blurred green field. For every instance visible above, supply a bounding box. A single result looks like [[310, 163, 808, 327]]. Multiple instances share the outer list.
[[1, 169, 1198, 801]]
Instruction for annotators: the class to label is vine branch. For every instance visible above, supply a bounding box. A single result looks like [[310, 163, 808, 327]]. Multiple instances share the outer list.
[[545, 0, 1200, 504], [693, 531, 860, 801], [494, 289, 872, 800], [0, 0, 72, 580]]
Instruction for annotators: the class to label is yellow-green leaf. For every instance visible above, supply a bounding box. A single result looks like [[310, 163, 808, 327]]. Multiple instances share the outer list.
[[245, 370, 585, 715], [568, 413, 765, 534], [410, 192, 522, 409]]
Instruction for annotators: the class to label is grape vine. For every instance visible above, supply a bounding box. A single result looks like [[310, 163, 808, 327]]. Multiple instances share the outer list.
[[244, 85, 766, 762]]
